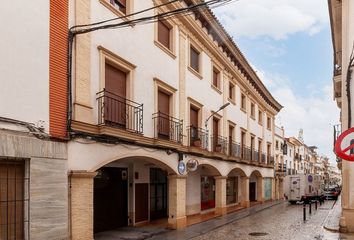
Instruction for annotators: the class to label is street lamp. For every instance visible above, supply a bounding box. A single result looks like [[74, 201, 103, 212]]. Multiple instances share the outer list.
[[204, 102, 230, 129]]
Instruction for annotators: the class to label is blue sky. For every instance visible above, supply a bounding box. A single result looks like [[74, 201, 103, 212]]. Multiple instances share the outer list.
[[214, 0, 339, 163]]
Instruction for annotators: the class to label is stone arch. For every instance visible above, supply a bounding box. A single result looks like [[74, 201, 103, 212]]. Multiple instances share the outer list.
[[197, 163, 222, 176], [227, 167, 247, 177], [91, 154, 178, 175]]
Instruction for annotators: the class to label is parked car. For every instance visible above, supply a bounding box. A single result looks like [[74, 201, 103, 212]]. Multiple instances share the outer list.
[[323, 186, 340, 200]]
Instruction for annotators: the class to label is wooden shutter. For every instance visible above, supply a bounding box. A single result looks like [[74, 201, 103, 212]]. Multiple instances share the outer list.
[[190, 46, 199, 72], [0, 162, 24, 240], [157, 90, 170, 138], [213, 69, 218, 87], [158, 90, 170, 115], [229, 84, 233, 99], [105, 63, 127, 126], [105, 63, 126, 98], [158, 20, 170, 49], [190, 107, 198, 127]]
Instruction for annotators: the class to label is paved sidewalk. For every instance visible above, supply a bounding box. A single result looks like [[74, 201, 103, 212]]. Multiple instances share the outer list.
[[324, 196, 341, 232], [148, 200, 283, 240]]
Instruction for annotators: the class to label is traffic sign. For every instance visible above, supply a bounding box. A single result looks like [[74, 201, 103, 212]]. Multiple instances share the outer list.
[[335, 127, 354, 161]]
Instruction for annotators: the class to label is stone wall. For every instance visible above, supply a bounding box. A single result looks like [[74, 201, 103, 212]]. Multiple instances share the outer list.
[[0, 130, 68, 240]]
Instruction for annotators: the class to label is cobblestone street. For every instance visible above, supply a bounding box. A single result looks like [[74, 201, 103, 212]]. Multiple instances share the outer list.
[[191, 200, 350, 240]]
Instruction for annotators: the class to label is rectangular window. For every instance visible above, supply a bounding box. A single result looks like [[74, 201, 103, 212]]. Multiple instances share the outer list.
[[276, 141, 279, 150], [157, 20, 171, 50], [229, 82, 235, 101], [267, 116, 271, 130], [212, 68, 219, 88], [190, 45, 200, 72], [250, 103, 255, 118], [109, 0, 127, 14], [258, 110, 263, 124], [241, 93, 246, 111]]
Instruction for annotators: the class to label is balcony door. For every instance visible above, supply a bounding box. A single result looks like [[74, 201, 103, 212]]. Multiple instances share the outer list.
[[105, 63, 127, 127], [229, 126, 234, 155], [213, 118, 219, 151], [241, 131, 246, 158], [157, 90, 170, 139], [190, 106, 199, 146]]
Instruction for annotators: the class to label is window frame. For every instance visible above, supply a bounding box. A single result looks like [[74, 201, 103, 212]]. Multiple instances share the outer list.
[[267, 116, 272, 130], [240, 93, 247, 112], [188, 40, 203, 79], [258, 110, 263, 125], [154, 18, 176, 58], [98, 46, 136, 101], [250, 102, 255, 119]]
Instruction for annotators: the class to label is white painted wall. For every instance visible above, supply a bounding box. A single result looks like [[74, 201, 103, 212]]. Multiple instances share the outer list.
[[0, 1, 50, 131], [80, 1, 279, 150]]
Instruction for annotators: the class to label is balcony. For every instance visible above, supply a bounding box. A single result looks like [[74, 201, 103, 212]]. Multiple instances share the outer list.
[[267, 155, 274, 166], [211, 135, 228, 154], [252, 149, 260, 163], [152, 112, 183, 144], [187, 126, 208, 150], [229, 141, 241, 158], [97, 90, 143, 134], [261, 153, 266, 164], [241, 146, 252, 161]]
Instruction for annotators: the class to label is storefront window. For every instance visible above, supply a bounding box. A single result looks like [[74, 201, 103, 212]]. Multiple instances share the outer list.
[[201, 176, 215, 210], [227, 177, 238, 204]]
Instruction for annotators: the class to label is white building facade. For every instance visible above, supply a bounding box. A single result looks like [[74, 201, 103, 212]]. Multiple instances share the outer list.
[[67, 1, 282, 239]]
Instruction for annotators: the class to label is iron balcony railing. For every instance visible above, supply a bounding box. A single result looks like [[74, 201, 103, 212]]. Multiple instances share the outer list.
[[261, 153, 266, 164], [252, 149, 260, 163], [152, 112, 183, 144], [97, 89, 143, 134], [229, 141, 241, 158], [267, 155, 274, 166], [187, 126, 208, 150], [241, 146, 252, 161], [211, 135, 228, 154]]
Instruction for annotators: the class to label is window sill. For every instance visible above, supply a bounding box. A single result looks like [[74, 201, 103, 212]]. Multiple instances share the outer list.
[[228, 98, 236, 105], [211, 84, 222, 94], [188, 66, 203, 80], [154, 40, 176, 59], [258, 121, 263, 126], [250, 115, 256, 121], [99, 0, 133, 25], [267, 127, 272, 131], [240, 107, 247, 114]]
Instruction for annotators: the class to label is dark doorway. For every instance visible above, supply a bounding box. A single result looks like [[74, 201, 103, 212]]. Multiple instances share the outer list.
[[94, 167, 128, 233], [150, 168, 168, 220], [135, 183, 149, 223], [249, 182, 256, 202]]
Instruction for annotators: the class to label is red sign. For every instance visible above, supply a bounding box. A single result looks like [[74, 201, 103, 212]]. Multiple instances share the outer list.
[[335, 127, 354, 161]]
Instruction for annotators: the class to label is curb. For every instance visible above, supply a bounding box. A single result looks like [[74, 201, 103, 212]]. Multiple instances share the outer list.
[[323, 199, 341, 233]]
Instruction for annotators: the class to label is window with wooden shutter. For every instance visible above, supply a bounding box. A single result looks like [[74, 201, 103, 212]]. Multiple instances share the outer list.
[[251, 103, 255, 118], [229, 82, 234, 100], [267, 117, 271, 130], [0, 161, 26, 240], [190, 46, 200, 72], [258, 110, 263, 125], [241, 93, 246, 110], [158, 20, 171, 50], [212, 68, 219, 88], [104, 63, 127, 127], [157, 90, 170, 139]]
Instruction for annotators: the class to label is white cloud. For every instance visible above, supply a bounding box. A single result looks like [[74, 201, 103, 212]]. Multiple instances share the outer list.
[[256, 69, 340, 163], [214, 0, 329, 40]]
